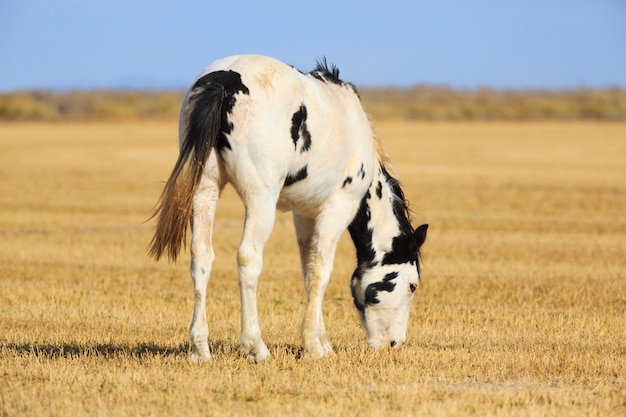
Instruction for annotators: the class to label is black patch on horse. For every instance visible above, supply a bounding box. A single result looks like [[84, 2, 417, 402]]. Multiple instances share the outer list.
[[192, 70, 250, 153], [290, 105, 312, 153], [358, 163, 366, 180], [348, 188, 376, 266], [342, 176, 353, 188], [364, 271, 399, 306], [376, 181, 383, 199], [382, 235, 416, 268], [284, 165, 308, 187], [351, 269, 365, 312]]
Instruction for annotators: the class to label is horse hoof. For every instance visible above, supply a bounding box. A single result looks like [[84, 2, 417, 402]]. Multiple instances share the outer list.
[[302, 345, 325, 360], [322, 341, 336, 357], [189, 351, 211, 364], [241, 343, 271, 363], [247, 351, 271, 363]]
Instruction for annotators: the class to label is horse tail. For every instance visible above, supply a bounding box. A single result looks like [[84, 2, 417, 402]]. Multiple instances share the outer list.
[[148, 80, 225, 262]]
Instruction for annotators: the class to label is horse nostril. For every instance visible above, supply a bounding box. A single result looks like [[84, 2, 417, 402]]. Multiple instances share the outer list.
[[390, 340, 397, 348]]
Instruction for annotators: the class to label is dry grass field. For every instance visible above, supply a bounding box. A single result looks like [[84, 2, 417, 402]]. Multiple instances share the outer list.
[[1, 121, 624, 416]]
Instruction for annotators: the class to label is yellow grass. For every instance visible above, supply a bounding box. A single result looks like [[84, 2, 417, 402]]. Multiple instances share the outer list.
[[1, 121, 624, 416]]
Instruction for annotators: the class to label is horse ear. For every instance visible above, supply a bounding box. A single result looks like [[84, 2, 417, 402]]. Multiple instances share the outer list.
[[409, 224, 428, 254]]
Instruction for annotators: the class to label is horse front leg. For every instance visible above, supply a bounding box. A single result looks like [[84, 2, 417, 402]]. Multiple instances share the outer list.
[[294, 212, 340, 359], [301, 240, 339, 359]]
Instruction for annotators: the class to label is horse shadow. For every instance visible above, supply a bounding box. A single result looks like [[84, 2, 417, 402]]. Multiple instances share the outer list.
[[2, 341, 189, 359], [2, 340, 304, 360]]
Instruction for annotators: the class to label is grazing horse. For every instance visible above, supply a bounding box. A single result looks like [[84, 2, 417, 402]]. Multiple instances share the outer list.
[[149, 55, 428, 363]]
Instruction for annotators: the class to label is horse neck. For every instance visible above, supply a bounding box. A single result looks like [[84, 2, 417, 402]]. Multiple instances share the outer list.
[[348, 164, 412, 267]]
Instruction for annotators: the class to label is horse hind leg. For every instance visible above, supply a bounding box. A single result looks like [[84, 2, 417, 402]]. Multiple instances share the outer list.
[[188, 169, 224, 364]]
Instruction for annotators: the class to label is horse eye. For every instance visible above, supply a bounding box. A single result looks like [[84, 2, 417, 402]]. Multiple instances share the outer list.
[[409, 283, 417, 293]]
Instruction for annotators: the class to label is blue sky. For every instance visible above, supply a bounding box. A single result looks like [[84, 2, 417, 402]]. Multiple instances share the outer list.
[[1, 0, 625, 91]]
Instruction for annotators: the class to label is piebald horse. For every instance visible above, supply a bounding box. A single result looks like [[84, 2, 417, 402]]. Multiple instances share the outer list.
[[149, 55, 428, 363]]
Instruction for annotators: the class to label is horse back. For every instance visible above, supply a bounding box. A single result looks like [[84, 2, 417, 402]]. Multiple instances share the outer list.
[[186, 55, 377, 214]]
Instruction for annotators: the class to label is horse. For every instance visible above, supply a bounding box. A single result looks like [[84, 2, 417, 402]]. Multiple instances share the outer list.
[[149, 55, 428, 363]]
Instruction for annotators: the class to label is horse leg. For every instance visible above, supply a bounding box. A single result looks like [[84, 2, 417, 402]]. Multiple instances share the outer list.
[[294, 210, 348, 359], [188, 162, 224, 364], [293, 213, 336, 357], [237, 193, 277, 362]]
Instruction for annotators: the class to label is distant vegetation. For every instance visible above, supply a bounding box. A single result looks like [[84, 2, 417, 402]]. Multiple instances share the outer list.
[[360, 87, 626, 120], [1, 87, 625, 121], [0, 91, 184, 121]]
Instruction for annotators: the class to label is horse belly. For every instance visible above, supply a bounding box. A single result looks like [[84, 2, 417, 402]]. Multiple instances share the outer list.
[[277, 174, 335, 213]]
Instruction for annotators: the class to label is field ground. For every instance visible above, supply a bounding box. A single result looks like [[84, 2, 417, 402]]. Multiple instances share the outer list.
[[1, 121, 625, 416]]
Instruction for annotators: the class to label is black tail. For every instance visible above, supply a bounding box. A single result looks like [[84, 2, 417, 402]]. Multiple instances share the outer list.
[[148, 80, 224, 262]]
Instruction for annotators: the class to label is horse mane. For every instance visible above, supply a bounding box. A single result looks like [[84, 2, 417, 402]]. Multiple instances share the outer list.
[[313, 57, 342, 83], [380, 165, 414, 237], [367, 93, 413, 237], [310, 57, 360, 97], [374, 135, 391, 168], [380, 162, 425, 275]]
